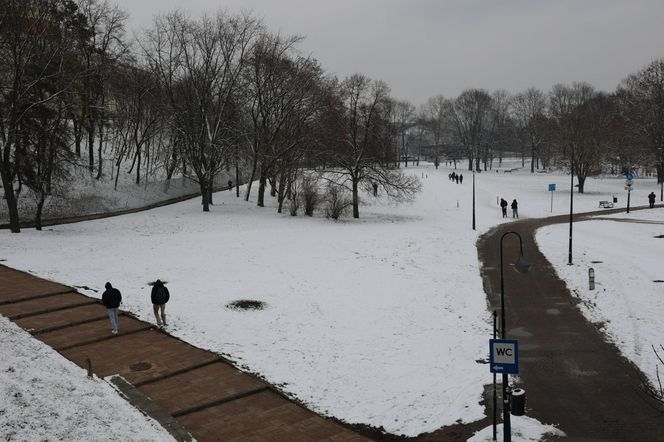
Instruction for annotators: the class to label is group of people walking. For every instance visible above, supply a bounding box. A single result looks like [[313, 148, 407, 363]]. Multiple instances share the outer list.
[[449, 172, 463, 184], [101, 279, 170, 333], [500, 198, 519, 218]]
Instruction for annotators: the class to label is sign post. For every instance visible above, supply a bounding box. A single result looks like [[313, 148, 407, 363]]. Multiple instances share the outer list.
[[548, 184, 556, 213]]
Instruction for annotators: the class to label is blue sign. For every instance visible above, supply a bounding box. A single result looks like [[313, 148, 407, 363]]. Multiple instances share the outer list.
[[489, 339, 519, 374], [626, 172, 634, 181], [548, 184, 556, 192]]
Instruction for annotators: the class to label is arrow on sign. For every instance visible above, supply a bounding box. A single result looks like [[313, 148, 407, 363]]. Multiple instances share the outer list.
[[492, 365, 503, 371]]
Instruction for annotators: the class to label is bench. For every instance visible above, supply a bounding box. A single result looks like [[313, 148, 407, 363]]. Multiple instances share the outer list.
[[599, 201, 614, 208]]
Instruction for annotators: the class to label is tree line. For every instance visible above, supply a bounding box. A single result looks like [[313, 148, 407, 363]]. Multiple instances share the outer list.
[[2, 0, 663, 234], [0, 0, 420, 233], [412, 61, 664, 195]]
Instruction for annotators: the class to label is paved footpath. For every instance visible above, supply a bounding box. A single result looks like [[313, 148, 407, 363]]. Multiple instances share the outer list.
[[0, 265, 368, 442], [477, 205, 664, 441]]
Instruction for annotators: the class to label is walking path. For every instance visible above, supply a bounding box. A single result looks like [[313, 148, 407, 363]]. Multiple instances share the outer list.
[[477, 205, 664, 441], [0, 265, 367, 442]]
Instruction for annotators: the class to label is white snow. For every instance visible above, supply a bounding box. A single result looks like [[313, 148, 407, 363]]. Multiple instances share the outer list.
[[1, 160, 659, 437], [468, 415, 566, 442], [0, 315, 174, 441], [536, 208, 664, 390]]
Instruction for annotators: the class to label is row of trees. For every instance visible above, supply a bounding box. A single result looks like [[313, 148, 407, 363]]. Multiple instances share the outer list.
[[410, 59, 664, 194], [1, 0, 420, 232]]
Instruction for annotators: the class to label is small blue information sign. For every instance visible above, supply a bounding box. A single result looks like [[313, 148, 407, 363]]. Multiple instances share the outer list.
[[626, 172, 634, 182], [489, 339, 519, 374], [548, 184, 556, 192]]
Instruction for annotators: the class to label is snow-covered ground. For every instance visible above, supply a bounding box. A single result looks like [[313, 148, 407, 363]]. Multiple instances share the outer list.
[[1, 160, 659, 437], [469, 415, 566, 442], [0, 315, 173, 441], [536, 208, 664, 391]]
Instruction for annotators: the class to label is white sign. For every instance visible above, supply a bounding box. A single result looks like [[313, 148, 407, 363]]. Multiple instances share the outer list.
[[492, 342, 516, 364]]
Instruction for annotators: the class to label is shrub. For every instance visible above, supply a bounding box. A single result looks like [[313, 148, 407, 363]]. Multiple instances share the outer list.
[[324, 184, 352, 220], [301, 176, 320, 217]]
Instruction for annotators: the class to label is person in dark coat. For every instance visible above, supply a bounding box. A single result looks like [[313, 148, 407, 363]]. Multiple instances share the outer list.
[[648, 191, 656, 208], [228, 180, 233, 191], [511, 199, 519, 218], [151, 279, 170, 326], [500, 198, 508, 218], [459, 174, 463, 184], [101, 282, 122, 334]]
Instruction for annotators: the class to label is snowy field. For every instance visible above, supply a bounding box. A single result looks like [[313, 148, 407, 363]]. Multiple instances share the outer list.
[[0, 315, 173, 441], [537, 208, 664, 390], [1, 160, 660, 437]]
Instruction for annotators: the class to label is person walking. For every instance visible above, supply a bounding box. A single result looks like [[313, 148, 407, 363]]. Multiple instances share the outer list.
[[511, 199, 519, 218], [228, 180, 233, 191], [151, 279, 170, 327], [500, 198, 508, 218], [101, 282, 122, 334], [459, 174, 463, 184], [648, 191, 656, 208], [455, 175, 459, 184]]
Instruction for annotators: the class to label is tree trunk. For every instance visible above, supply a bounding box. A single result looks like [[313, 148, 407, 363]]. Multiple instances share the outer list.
[[530, 142, 535, 173], [235, 157, 240, 198], [73, 119, 82, 157], [577, 175, 586, 194], [87, 126, 95, 174], [244, 155, 258, 202], [352, 178, 359, 219], [276, 173, 286, 214], [35, 194, 46, 231], [96, 123, 104, 180], [201, 181, 210, 212], [257, 174, 266, 207], [135, 149, 141, 185], [1, 173, 21, 233]]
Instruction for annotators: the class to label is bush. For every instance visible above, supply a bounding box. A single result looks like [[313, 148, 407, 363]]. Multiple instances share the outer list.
[[301, 176, 320, 217], [324, 184, 352, 220]]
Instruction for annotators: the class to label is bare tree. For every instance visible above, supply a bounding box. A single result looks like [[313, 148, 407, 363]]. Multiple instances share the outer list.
[[0, 0, 86, 232], [549, 82, 597, 193], [617, 59, 664, 193], [320, 74, 420, 218], [449, 89, 493, 171], [512, 87, 547, 172], [145, 10, 261, 211]]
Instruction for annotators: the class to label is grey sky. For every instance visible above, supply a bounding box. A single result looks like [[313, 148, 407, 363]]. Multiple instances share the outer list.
[[114, 0, 664, 106]]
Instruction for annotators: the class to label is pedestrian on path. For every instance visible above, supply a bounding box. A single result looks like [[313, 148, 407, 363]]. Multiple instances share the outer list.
[[102, 282, 122, 334], [151, 279, 170, 327], [500, 198, 508, 218], [228, 180, 233, 191], [648, 191, 656, 208], [511, 199, 519, 218], [455, 175, 459, 184], [459, 174, 463, 184]]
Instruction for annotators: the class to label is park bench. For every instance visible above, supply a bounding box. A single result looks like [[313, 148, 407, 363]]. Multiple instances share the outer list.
[[599, 200, 614, 208]]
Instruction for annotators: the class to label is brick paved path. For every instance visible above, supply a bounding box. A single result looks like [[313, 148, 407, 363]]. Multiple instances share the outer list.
[[477, 206, 664, 441], [0, 265, 367, 441]]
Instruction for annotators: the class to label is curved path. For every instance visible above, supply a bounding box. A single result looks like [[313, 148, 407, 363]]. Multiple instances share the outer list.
[[477, 205, 664, 441]]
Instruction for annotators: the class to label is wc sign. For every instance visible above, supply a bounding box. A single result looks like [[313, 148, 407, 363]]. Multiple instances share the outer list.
[[489, 339, 519, 374]]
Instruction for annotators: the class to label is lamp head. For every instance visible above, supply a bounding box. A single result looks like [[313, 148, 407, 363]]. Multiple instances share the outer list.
[[513, 254, 531, 274]]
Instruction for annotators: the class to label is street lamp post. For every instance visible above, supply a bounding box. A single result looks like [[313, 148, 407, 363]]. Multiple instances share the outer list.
[[659, 147, 663, 202], [472, 171, 476, 231], [568, 144, 574, 266], [499, 231, 531, 442]]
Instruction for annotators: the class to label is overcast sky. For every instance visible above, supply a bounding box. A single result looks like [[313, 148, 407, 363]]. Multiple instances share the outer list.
[[113, 0, 664, 106]]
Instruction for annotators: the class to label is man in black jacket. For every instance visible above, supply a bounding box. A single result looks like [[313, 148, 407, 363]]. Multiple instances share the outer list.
[[101, 282, 122, 333], [151, 280, 170, 327]]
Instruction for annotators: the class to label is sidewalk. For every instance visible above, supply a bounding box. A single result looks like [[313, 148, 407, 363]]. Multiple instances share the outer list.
[[0, 265, 367, 442], [477, 206, 664, 441]]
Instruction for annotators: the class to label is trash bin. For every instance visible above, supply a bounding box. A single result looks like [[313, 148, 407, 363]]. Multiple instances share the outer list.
[[613, 196, 618, 203], [511, 388, 526, 416]]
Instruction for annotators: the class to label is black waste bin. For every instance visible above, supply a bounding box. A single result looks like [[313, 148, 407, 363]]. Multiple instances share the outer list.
[[511, 388, 526, 416], [613, 196, 618, 203]]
